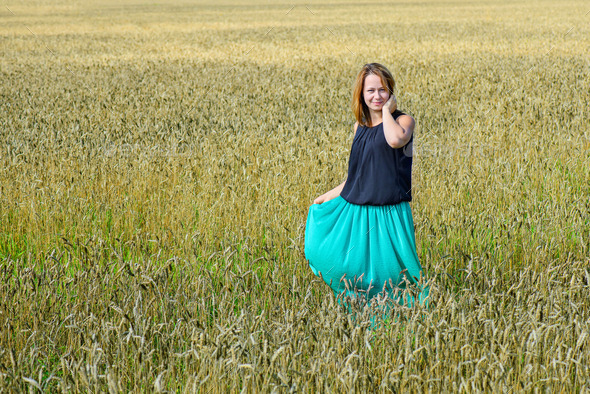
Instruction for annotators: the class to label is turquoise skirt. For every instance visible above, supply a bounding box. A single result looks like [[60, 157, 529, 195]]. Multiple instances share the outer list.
[[304, 196, 428, 308]]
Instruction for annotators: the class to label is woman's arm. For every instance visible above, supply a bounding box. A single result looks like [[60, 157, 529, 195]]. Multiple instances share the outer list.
[[313, 180, 346, 204], [312, 122, 357, 204], [382, 95, 414, 148]]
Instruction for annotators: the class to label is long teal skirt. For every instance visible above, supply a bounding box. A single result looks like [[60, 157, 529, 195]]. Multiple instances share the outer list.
[[304, 196, 428, 308]]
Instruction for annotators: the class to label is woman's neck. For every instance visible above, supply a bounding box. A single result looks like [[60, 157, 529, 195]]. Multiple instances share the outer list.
[[369, 111, 382, 126]]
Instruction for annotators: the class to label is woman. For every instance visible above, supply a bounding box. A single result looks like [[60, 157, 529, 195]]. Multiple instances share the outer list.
[[304, 63, 428, 309]]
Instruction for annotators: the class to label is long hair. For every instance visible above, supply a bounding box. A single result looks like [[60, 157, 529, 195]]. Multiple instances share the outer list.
[[351, 63, 396, 127]]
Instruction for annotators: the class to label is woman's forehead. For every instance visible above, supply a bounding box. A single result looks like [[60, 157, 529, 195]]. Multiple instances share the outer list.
[[364, 74, 384, 88]]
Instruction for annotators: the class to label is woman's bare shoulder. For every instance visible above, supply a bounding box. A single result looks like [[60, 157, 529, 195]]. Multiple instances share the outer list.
[[394, 109, 414, 122], [396, 113, 415, 129]]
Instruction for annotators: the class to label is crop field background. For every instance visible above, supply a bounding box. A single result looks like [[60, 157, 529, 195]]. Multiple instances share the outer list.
[[1, 0, 590, 391]]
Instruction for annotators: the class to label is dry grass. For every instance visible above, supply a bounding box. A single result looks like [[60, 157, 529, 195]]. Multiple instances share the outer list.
[[1, 0, 589, 391]]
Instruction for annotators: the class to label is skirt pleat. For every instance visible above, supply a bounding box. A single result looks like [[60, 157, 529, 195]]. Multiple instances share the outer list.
[[304, 196, 428, 307]]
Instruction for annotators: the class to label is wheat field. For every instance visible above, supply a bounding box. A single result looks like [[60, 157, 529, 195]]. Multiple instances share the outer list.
[[1, 0, 590, 391]]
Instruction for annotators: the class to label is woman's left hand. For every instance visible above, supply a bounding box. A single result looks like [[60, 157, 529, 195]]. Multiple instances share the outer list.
[[383, 94, 397, 113]]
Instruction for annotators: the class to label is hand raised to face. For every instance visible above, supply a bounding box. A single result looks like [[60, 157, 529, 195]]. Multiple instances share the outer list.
[[382, 94, 397, 114]]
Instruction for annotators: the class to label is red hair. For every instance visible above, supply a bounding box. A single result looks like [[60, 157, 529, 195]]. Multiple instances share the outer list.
[[351, 63, 396, 127]]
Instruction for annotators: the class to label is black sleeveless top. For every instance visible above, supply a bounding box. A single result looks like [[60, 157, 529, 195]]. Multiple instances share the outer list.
[[340, 110, 413, 206]]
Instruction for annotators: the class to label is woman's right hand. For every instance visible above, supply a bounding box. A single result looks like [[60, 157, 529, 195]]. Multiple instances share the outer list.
[[313, 194, 327, 204], [313, 180, 346, 204]]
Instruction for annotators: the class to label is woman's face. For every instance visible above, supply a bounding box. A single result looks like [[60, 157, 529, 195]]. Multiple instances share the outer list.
[[363, 73, 390, 113]]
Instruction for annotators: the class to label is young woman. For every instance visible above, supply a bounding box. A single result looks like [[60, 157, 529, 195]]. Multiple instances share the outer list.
[[304, 63, 428, 309]]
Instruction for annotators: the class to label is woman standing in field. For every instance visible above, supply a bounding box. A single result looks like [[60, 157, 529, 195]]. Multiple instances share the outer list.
[[304, 63, 428, 309]]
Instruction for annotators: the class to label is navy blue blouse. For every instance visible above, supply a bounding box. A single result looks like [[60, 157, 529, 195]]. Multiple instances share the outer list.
[[340, 110, 413, 206]]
